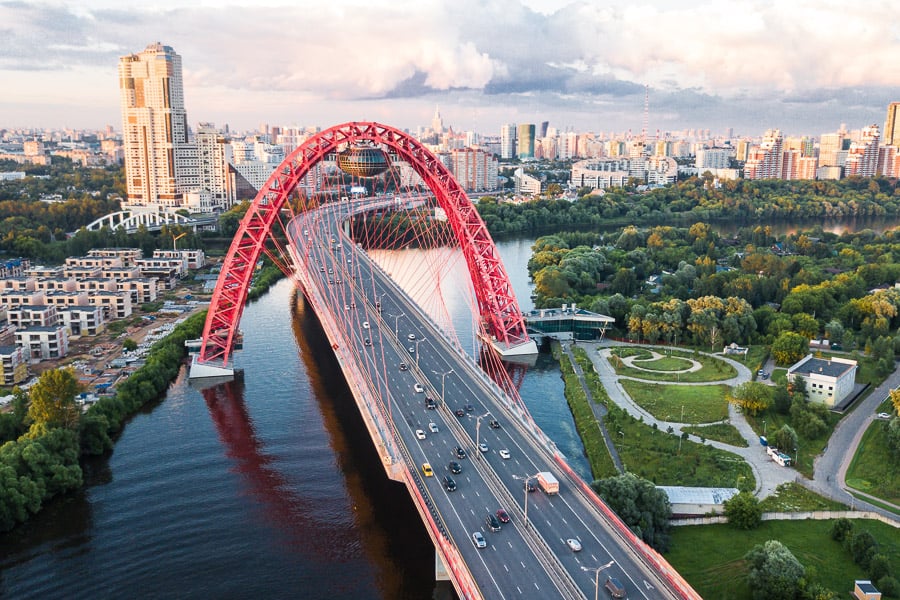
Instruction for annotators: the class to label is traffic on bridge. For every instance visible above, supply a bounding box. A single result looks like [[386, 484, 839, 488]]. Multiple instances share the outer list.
[[191, 122, 700, 600]]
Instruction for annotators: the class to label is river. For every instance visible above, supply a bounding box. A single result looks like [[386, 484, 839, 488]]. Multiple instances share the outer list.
[[0, 237, 589, 600]]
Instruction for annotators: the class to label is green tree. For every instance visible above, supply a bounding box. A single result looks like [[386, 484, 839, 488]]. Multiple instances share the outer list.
[[745, 540, 806, 600], [723, 491, 762, 529], [847, 530, 878, 570], [727, 381, 773, 416], [592, 472, 672, 551], [122, 338, 138, 352], [26, 368, 83, 431], [830, 517, 853, 541], [773, 424, 799, 454], [772, 331, 809, 366]]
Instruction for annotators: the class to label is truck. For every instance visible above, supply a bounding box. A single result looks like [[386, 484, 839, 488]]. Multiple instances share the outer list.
[[536, 471, 559, 495], [766, 445, 792, 467]]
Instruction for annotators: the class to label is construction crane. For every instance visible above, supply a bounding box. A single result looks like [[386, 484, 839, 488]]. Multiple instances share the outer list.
[[172, 232, 187, 251]]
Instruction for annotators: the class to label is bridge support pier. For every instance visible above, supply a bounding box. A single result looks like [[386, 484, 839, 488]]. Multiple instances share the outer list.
[[435, 549, 451, 582], [188, 356, 235, 380]]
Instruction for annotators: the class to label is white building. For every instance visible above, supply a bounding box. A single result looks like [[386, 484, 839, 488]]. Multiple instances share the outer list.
[[513, 168, 542, 195], [15, 326, 69, 362], [500, 123, 517, 160], [787, 354, 857, 408]]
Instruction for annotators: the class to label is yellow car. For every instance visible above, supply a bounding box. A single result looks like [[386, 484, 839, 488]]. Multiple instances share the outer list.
[[421, 463, 433, 477]]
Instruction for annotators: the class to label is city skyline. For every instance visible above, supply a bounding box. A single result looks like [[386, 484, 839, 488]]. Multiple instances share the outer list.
[[2, 0, 899, 136]]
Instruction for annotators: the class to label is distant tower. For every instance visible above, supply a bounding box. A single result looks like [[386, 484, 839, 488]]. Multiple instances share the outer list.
[[500, 123, 517, 159], [641, 85, 649, 145], [517, 124, 536, 159], [885, 102, 900, 147], [432, 106, 444, 134], [119, 42, 189, 208]]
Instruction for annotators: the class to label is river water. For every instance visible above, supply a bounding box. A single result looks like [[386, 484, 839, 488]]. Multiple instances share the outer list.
[[0, 238, 589, 599]]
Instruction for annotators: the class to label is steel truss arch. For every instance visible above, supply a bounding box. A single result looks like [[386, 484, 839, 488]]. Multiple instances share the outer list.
[[199, 121, 530, 367]]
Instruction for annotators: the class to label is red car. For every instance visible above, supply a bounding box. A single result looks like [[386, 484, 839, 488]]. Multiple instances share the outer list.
[[496, 508, 510, 523]]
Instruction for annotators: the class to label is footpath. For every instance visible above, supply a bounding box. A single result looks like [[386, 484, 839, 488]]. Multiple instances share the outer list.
[[562, 340, 899, 524]]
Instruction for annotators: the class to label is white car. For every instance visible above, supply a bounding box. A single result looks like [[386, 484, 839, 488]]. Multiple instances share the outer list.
[[499, 449, 510, 460], [877, 412, 892, 419], [472, 532, 487, 549], [362, 321, 370, 329], [414, 383, 424, 393], [566, 538, 582, 552], [415, 429, 426, 440], [428, 422, 439, 433], [407, 333, 416, 341], [478, 442, 489, 453]]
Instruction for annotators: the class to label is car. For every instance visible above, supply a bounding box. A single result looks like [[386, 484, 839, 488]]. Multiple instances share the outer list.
[[428, 422, 439, 433], [349, 302, 356, 309], [399, 363, 408, 371], [757, 369, 769, 379], [415, 429, 426, 440], [524, 480, 536, 493], [488, 419, 500, 429], [604, 576, 626, 598], [375, 301, 382, 310], [413, 383, 424, 393], [421, 463, 433, 477], [425, 396, 436, 409], [472, 532, 486, 549], [464, 404, 474, 413], [496, 508, 510, 523], [362, 321, 370, 329], [344, 304, 351, 310], [364, 338, 372, 346], [499, 449, 510, 459], [441, 475, 457, 492], [485, 513, 501, 532], [478, 442, 489, 453], [328, 268, 333, 274], [454, 446, 467, 459], [319, 266, 325, 272], [407, 333, 416, 341], [565, 538, 582, 552], [448, 461, 462, 474], [454, 408, 465, 417], [877, 412, 892, 419], [408, 347, 415, 354]]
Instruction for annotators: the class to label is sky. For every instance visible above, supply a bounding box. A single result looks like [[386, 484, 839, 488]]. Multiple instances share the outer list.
[[1, 0, 899, 138]]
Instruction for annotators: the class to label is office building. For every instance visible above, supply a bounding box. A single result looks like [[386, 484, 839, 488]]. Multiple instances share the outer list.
[[118, 42, 190, 208], [845, 125, 880, 177], [517, 124, 535, 159], [885, 102, 900, 147], [500, 124, 517, 160]]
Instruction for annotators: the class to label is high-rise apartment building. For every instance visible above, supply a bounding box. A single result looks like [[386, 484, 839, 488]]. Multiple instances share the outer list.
[[845, 124, 880, 177], [118, 42, 190, 208], [884, 102, 900, 147], [517, 124, 535, 159], [500, 124, 517, 159], [449, 148, 498, 192], [744, 129, 783, 180]]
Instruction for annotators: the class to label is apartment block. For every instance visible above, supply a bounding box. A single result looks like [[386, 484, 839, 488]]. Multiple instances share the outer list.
[[89, 291, 133, 321], [59, 306, 105, 337], [0, 345, 28, 386], [152, 249, 206, 270], [15, 326, 69, 362]]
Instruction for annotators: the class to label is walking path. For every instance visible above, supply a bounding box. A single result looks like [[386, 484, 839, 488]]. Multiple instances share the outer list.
[[567, 340, 899, 523]]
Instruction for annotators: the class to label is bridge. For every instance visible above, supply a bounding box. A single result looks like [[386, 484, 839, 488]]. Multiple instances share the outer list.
[[189, 122, 701, 600], [83, 208, 219, 234]]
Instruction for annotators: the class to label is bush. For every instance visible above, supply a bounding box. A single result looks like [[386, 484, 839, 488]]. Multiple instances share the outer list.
[[877, 576, 899, 598], [830, 517, 853, 542], [847, 530, 878, 570], [725, 491, 763, 529], [868, 554, 892, 584]]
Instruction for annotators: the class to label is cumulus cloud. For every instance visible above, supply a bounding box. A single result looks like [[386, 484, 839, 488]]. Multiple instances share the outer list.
[[1, 0, 898, 131]]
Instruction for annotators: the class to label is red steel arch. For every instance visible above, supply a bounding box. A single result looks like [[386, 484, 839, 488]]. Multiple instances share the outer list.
[[199, 121, 530, 367]]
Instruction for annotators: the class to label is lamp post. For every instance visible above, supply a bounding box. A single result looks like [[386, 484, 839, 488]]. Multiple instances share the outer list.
[[513, 472, 541, 527], [581, 561, 615, 600], [411, 337, 426, 368], [389, 311, 405, 338], [433, 369, 453, 407], [475, 412, 491, 457]]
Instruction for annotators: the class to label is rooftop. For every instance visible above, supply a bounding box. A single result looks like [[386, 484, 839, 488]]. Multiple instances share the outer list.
[[789, 354, 857, 379]]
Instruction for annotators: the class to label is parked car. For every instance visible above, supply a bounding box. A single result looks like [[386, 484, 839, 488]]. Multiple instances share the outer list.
[[877, 412, 892, 419]]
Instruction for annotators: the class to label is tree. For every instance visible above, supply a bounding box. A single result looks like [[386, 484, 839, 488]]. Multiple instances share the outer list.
[[592, 472, 672, 551], [847, 530, 878, 570], [122, 338, 138, 352], [723, 491, 762, 529], [745, 540, 806, 600], [890, 389, 900, 418], [773, 424, 798, 454], [772, 331, 809, 366], [26, 368, 82, 431], [830, 517, 853, 541], [728, 381, 773, 416]]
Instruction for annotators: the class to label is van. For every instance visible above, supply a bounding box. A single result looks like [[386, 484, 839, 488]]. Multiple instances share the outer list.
[[604, 576, 626, 598]]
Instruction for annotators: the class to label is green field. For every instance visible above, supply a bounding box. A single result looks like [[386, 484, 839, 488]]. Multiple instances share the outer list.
[[667, 519, 900, 600], [609, 347, 737, 383], [681, 422, 748, 447], [758, 482, 847, 512], [620, 380, 730, 423], [631, 355, 694, 371], [845, 420, 900, 507]]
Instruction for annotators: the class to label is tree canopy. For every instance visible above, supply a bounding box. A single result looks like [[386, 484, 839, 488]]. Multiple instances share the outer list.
[[592, 472, 672, 551]]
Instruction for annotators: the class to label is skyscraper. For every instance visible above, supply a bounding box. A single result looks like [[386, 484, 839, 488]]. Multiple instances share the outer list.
[[517, 124, 535, 159], [500, 123, 517, 160], [885, 102, 900, 147], [118, 42, 190, 208]]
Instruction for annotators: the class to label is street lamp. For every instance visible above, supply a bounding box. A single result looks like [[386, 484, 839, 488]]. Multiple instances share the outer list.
[[411, 337, 426, 368], [581, 561, 615, 600], [512, 472, 541, 527], [432, 368, 454, 406], [475, 412, 491, 457], [388, 311, 405, 338]]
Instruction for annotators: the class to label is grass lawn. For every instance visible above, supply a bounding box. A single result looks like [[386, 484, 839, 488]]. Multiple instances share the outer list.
[[758, 482, 847, 512], [620, 380, 730, 423], [667, 519, 899, 600], [609, 347, 737, 383], [728, 345, 769, 373], [770, 368, 787, 385], [631, 355, 694, 371], [570, 347, 753, 488], [845, 419, 900, 507], [556, 347, 618, 479], [681, 423, 748, 447]]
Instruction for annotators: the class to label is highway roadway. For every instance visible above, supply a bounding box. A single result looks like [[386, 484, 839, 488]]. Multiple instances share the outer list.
[[286, 196, 686, 600]]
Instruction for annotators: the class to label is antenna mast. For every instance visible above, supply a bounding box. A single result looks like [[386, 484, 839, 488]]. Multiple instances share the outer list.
[[641, 84, 649, 145]]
